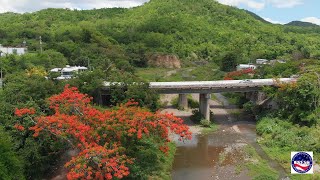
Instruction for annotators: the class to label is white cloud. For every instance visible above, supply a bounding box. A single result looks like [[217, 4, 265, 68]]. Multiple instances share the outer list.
[[262, 17, 284, 24], [0, 0, 307, 13], [301, 17, 320, 25], [218, 0, 304, 9], [267, 0, 303, 8], [0, 0, 149, 13]]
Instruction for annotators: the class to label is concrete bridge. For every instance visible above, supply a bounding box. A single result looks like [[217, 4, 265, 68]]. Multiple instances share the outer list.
[[103, 78, 295, 121]]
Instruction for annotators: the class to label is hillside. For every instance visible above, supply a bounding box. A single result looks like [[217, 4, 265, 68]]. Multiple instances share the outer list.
[[243, 10, 271, 24], [0, 0, 319, 70], [286, 20, 319, 27]]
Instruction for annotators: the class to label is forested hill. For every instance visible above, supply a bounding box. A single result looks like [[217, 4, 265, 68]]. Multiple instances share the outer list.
[[286, 21, 319, 27], [0, 0, 320, 69]]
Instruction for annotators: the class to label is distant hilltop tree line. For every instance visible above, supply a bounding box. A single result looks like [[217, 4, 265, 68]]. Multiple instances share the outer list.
[[0, 0, 319, 71]]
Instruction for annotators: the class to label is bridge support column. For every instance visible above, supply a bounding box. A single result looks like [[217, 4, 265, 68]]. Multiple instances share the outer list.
[[178, 94, 188, 110], [199, 93, 211, 122]]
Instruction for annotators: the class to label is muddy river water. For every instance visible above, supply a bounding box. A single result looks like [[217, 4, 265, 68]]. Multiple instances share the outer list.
[[169, 94, 288, 180], [171, 123, 288, 180]]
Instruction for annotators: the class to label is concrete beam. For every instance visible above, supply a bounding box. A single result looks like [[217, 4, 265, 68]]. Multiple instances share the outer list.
[[199, 93, 211, 122], [151, 87, 262, 94], [178, 94, 188, 110]]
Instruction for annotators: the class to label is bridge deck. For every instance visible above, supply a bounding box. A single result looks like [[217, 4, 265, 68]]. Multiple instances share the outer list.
[[103, 78, 294, 94]]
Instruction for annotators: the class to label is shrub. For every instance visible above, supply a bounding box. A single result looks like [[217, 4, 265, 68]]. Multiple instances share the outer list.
[[200, 119, 211, 127], [190, 109, 214, 124], [187, 96, 199, 109], [190, 109, 204, 123], [253, 174, 277, 180], [243, 101, 254, 113], [0, 127, 25, 180], [110, 82, 160, 112]]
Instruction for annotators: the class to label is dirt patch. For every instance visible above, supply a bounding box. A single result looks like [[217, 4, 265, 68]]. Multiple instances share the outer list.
[[147, 54, 181, 69]]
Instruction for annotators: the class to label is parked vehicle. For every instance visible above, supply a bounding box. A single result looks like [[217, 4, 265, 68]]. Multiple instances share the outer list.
[[239, 79, 253, 83], [50, 65, 88, 80]]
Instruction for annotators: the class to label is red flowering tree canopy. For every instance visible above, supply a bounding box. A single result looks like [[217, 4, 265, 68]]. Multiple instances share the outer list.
[[224, 68, 255, 80], [14, 85, 192, 179]]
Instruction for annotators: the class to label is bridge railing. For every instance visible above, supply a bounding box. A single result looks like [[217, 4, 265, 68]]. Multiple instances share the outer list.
[[103, 78, 295, 90]]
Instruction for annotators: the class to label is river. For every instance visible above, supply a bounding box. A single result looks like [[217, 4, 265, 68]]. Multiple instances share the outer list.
[[161, 93, 288, 180]]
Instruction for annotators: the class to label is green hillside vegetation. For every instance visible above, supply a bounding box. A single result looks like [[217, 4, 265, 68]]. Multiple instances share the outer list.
[[243, 10, 271, 24], [286, 21, 319, 27], [0, 0, 320, 71], [0, 0, 320, 179]]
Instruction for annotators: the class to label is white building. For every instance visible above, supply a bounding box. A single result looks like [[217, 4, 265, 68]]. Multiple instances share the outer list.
[[50, 65, 88, 80], [236, 64, 257, 71], [270, 59, 286, 65], [0, 44, 27, 57], [256, 59, 269, 65]]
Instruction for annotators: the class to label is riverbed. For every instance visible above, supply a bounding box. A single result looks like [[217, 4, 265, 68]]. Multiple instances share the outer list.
[[161, 93, 287, 180]]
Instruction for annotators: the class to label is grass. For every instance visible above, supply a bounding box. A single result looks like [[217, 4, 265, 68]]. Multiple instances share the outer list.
[[211, 93, 217, 101], [260, 145, 320, 180], [222, 92, 241, 105], [200, 122, 219, 134], [256, 118, 320, 180], [240, 145, 279, 179], [136, 63, 224, 82], [222, 92, 248, 107], [136, 68, 170, 82], [229, 109, 242, 121]]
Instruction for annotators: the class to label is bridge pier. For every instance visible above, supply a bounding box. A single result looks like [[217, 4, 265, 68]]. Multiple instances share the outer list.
[[199, 93, 211, 122], [178, 94, 188, 110]]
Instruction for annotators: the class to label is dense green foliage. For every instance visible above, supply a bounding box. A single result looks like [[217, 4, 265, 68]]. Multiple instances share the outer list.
[[286, 21, 319, 28], [1, 0, 320, 70], [125, 141, 176, 180], [257, 117, 320, 179], [0, 0, 319, 178], [262, 65, 320, 126], [0, 127, 25, 180], [109, 81, 160, 111], [0, 74, 67, 179], [255, 61, 320, 178]]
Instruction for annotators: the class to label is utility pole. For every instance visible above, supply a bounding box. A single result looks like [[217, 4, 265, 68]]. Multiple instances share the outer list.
[[87, 58, 90, 71], [39, 36, 43, 53], [0, 53, 2, 88], [0, 69, 2, 88], [314, 72, 320, 112]]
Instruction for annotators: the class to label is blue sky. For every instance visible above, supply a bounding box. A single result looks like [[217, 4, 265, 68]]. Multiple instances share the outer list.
[[225, 0, 320, 25], [0, 0, 319, 25]]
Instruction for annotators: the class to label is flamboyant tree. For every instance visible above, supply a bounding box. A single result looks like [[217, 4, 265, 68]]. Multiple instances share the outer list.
[[223, 68, 255, 80], [14, 85, 192, 179]]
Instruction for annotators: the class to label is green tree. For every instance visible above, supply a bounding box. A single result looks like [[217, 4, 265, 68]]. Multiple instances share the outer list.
[[221, 52, 239, 72], [0, 127, 25, 180]]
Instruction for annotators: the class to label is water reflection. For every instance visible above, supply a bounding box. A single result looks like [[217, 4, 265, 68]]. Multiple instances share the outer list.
[[172, 127, 251, 180]]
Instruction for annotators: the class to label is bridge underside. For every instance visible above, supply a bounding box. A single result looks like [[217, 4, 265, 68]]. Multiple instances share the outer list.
[[101, 87, 262, 123], [102, 78, 294, 122]]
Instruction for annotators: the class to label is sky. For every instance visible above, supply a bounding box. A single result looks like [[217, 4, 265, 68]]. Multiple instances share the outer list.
[[0, 0, 319, 25], [218, 0, 320, 25]]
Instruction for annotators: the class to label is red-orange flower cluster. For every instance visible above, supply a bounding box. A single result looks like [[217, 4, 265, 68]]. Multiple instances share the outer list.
[[224, 68, 255, 80], [14, 123, 25, 131], [15, 85, 192, 179], [15, 108, 35, 117]]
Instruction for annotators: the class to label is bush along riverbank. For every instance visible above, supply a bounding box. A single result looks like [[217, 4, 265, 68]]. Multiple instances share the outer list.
[[257, 117, 320, 179], [255, 68, 320, 179]]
